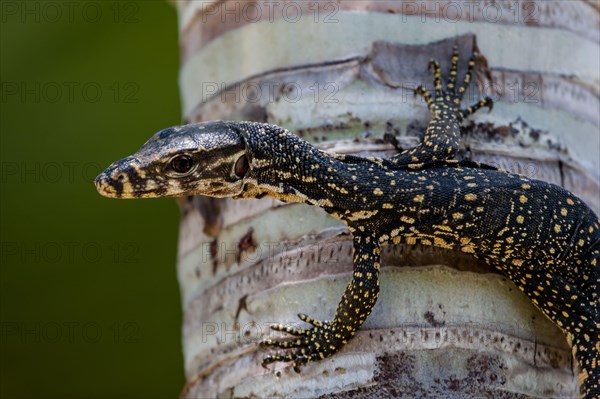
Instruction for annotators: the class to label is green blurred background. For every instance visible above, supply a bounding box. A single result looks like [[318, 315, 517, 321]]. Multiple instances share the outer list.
[[1, 1, 185, 397]]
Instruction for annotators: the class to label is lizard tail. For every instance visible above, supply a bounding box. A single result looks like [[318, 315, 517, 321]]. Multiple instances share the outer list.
[[573, 246, 599, 399], [571, 330, 599, 399]]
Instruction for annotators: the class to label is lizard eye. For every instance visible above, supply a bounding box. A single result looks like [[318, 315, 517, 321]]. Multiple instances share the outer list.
[[170, 154, 195, 174], [234, 155, 249, 178]]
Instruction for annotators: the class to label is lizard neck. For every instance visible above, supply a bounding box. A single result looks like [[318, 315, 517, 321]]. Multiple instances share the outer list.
[[235, 122, 356, 209]]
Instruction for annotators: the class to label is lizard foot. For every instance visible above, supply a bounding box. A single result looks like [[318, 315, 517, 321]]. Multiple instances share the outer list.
[[261, 313, 343, 372], [414, 46, 493, 122]]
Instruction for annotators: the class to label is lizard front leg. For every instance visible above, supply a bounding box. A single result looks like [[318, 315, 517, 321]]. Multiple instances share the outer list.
[[391, 47, 492, 167], [262, 235, 381, 371]]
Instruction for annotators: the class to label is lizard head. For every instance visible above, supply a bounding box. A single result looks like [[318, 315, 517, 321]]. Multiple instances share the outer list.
[[95, 121, 250, 199]]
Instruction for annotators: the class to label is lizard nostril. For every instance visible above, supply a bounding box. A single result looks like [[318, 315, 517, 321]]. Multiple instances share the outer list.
[[111, 172, 127, 182]]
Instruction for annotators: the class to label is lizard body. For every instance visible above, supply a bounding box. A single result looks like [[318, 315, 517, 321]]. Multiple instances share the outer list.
[[96, 49, 599, 398]]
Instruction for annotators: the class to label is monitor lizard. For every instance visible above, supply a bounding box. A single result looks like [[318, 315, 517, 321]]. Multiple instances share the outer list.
[[96, 48, 599, 398]]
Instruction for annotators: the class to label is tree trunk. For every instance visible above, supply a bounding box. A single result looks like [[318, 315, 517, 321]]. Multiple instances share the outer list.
[[173, 1, 599, 397]]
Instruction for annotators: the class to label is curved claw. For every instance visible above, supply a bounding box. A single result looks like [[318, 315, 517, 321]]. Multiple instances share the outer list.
[[428, 59, 438, 71], [484, 96, 494, 112]]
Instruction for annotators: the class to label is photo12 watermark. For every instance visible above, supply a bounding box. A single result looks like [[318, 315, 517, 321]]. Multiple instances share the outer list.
[[0, 321, 140, 344], [201, 240, 344, 266], [199, 1, 339, 24], [1, 161, 102, 184], [1, 1, 140, 24], [195, 1, 538, 25], [1, 81, 140, 104], [201, 81, 339, 105], [1, 241, 140, 265]]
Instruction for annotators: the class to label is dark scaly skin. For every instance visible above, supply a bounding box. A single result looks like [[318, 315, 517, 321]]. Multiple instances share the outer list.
[[96, 49, 599, 398]]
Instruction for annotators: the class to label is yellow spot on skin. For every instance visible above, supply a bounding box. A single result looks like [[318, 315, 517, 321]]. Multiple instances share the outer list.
[[433, 237, 453, 249], [516, 215, 524, 224], [452, 212, 463, 220], [316, 198, 334, 207], [519, 195, 528, 204], [521, 183, 530, 189], [566, 198, 574, 205], [467, 183, 477, 188], [464, 193, 477, 201], [578, 239, 585, 247], [408, 163, 424, 169], [512, 259, 524, 266], [373, 188, 383, 196], [401, 216, 415, 224], [433, 225, 455, 236], [382, 203, 393, 209], [506, 237, 514, 244], [554, 224, 561, 233], [461, 245, 475, 254], [347, 210, 379, 222], [560, 208, 567, 216], [413, 194, 425, 203]]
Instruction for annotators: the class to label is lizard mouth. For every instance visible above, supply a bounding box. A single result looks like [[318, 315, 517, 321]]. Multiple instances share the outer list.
[[95, 170, 140, 198], [95, 171, 171, 199], [95, 173, 119, 198], [95, 167, 242, 199], [95, 156, 149, 199]]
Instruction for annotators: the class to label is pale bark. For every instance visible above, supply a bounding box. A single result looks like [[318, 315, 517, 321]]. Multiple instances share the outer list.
[[173, 1, 599, 397]]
